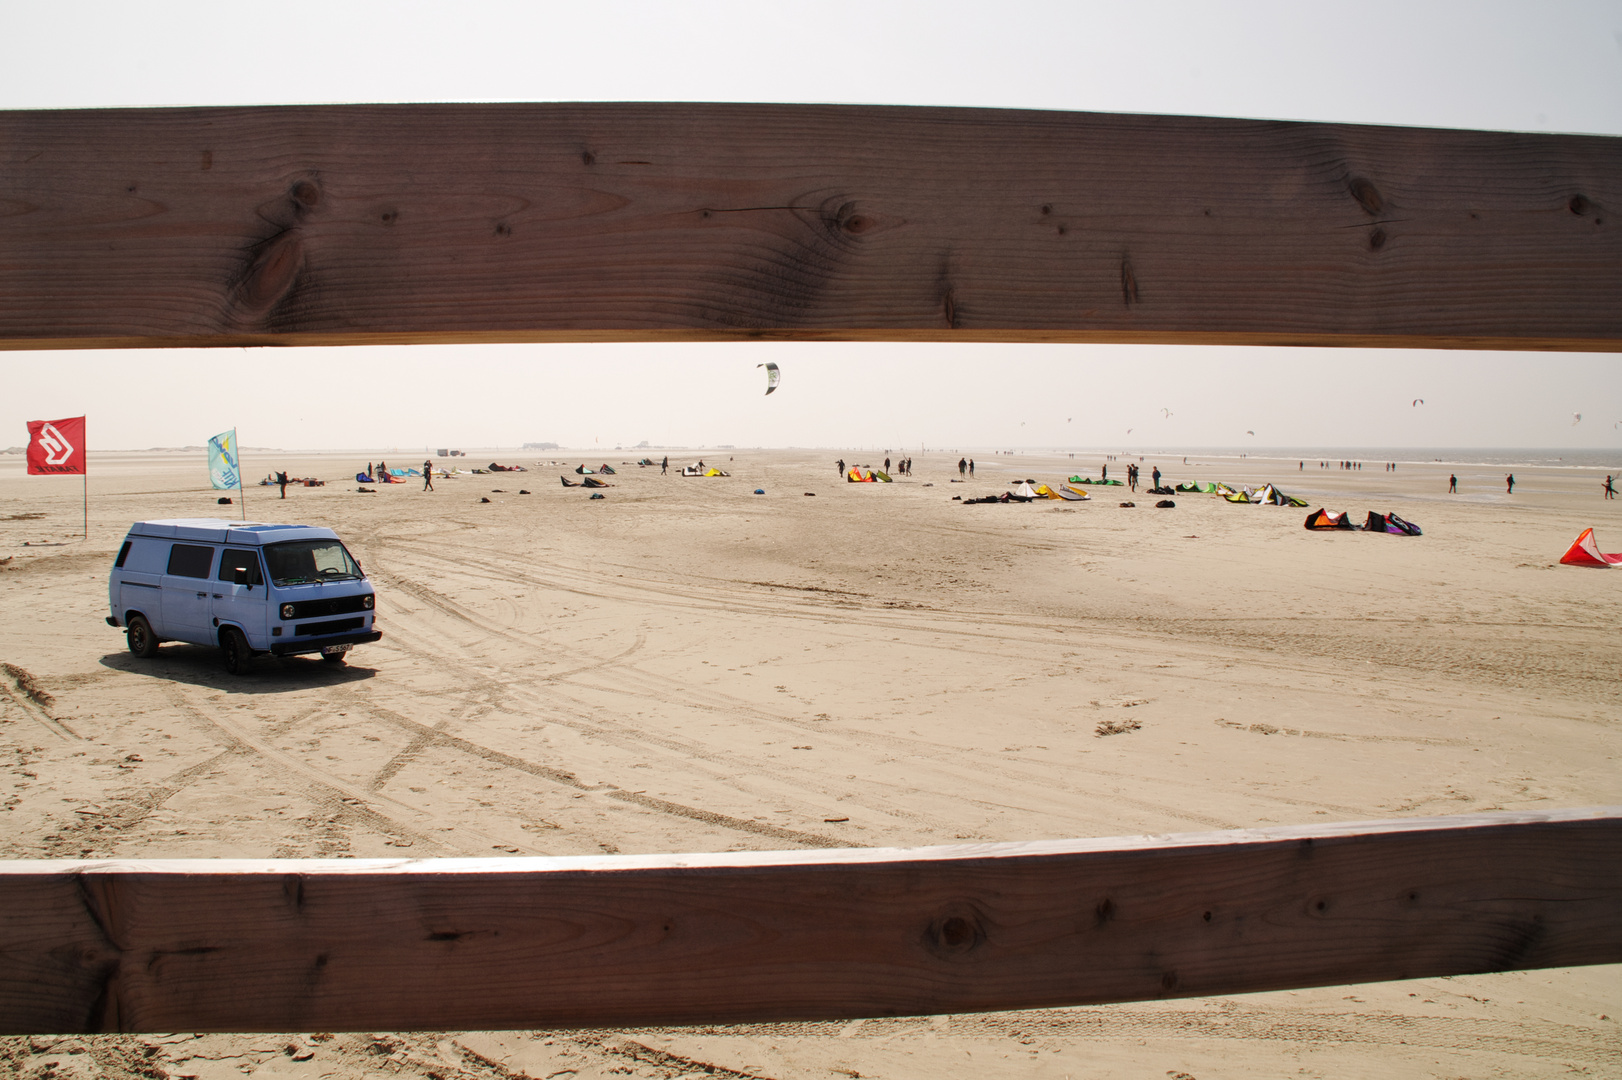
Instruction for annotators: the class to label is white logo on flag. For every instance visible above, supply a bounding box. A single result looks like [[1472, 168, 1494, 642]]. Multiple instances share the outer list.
[[37, 422, 74, 465]]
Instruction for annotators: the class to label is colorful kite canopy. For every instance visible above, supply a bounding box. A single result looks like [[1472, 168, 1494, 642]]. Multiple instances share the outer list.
[[1559, 528, 1622, 567]]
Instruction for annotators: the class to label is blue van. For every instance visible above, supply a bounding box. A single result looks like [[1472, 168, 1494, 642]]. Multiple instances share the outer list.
[[107, 518, 381, 674]]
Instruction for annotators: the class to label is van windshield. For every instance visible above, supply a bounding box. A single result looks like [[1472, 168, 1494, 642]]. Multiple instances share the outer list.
[[264, 539, 363, 586]]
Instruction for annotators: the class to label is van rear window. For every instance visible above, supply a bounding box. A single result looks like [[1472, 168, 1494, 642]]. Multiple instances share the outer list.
[[114, 541, 132, 568], [167, 543, 215, 579], [218, 548, 265, 586]]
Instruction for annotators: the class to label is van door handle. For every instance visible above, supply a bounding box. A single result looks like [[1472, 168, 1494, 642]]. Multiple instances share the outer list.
[[212, 593, 224, 599], [196, 591, 207, 598]]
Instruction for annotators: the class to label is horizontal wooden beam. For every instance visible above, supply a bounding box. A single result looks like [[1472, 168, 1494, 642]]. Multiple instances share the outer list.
[[1, 104, 1618, 352], [2, 809, 1617, 1034]]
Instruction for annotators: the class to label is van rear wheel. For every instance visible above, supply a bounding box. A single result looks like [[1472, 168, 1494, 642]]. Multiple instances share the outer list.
[[126, 615, 158, 658], [220, 627, 252, 676], [320, 650, 347, 665]]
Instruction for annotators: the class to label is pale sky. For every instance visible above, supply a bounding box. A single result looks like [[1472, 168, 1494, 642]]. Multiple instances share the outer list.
[[3, 1, 1620, 451]]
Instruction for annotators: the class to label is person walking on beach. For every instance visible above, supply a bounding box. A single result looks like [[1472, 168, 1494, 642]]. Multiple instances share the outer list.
[[1506, 474, 1515, 494], [276, 470, 289, 499], [1605, 475, 1616, 500], [1448, 474, 1457, 494], [422, 459, 434, 491], [958, 457, 967, 478], [661, 456, 668, 475], [837, 458, 845, 477]]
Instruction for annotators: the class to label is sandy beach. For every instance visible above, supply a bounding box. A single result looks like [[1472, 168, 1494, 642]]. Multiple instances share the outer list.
[[2, 447, 1618, 1079]]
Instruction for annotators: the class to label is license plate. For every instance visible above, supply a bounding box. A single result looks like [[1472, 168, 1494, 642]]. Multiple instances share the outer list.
[[322, 643, 353, 655]]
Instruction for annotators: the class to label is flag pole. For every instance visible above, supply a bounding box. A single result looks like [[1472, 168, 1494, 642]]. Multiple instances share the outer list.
[[236, 427, 245, 520], [82, 468, 87, 539]]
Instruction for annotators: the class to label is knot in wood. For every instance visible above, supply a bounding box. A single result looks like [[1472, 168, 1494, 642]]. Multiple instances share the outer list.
[[1348, 177, 1384, 216], [924, 910, 986, 958], [291, 180, 322, 209]]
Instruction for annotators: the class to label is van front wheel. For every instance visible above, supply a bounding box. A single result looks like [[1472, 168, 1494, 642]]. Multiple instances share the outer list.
[[221, 627, 252, 676], [126, 615, 158, 658]]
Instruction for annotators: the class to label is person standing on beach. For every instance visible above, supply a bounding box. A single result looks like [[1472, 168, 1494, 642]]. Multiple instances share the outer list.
[[1152, 466, 1161, 488], [1449, 474, 1457, 494], [968, 459, 975, 477], [277, 470, 289, 499], [958, 457, 967, 478], [1506, 474, 1515, 494], [837, 458, 845, 477], [422, 459, 434, 491], [661, 456, 668, 475], [1605, 475, 1616, 500]]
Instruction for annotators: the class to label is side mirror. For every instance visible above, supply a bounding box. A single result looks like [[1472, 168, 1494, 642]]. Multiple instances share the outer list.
[[233, 567, 250, 587]]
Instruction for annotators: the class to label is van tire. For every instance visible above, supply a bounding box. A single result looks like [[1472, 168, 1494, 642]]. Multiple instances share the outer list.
[[320, 651, 347, 665], [126, 615, 159, 658], [221, 626, 252, 676]]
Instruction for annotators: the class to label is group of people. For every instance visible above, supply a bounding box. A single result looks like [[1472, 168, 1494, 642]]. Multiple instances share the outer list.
[[957, 457, 975, 478]]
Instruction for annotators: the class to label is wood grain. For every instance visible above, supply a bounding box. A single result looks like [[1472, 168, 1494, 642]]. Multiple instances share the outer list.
[[0, 104, 1618, 351], [2, 809, 1617, 1034]]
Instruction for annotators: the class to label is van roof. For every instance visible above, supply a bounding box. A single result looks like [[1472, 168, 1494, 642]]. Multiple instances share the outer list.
[[126, 519, 341, 545]]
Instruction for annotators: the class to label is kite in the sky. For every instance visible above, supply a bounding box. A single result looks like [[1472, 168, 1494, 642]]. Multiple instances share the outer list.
[[1162, 408, 1172, 418], [757, 362, 780, 395], [1246, 430, 1255, 436], [1413, 399, 1424, 406], [1126, 428, 1133, 435], [1573, 412, 1582, 425]]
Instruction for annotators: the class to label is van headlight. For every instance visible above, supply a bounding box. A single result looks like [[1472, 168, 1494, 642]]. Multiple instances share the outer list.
[[281, 603, 296, 619], [362, 594, 374, 609]]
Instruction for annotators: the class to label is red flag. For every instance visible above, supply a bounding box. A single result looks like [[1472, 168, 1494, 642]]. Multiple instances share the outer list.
[[26, 416, 86, 475]]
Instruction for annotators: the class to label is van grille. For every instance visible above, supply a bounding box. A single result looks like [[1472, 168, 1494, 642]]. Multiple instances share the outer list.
[[296, 617, 365, 637], [282, 595, 369, 620]]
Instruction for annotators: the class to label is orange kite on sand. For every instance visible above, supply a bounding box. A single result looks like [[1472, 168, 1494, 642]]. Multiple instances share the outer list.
[[1559, 528, 1622, 567]]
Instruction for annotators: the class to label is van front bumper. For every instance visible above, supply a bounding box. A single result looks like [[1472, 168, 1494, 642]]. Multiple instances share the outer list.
[[270, 630, 383, 657]]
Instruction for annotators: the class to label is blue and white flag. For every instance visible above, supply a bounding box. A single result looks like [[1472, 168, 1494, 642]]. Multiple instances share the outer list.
[[208, 429, 241, 490]]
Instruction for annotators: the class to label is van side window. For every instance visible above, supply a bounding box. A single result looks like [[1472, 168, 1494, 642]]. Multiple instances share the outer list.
[[115, 541, 132, 568], [217, 548, 265, 586], [166, 544, 216, 579]]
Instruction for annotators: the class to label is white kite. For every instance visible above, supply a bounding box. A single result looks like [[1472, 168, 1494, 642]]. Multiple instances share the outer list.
[[757, 362, 780, 395], [1573, 412, 1582, 426], [1162, 408, 1172, 418]]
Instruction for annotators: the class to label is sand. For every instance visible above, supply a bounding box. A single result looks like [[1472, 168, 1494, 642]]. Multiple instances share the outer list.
[[2, 447, 1618, 1078]]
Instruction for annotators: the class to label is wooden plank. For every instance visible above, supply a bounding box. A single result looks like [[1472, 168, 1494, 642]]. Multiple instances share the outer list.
[[1, 103, 1618, 352], [1, 808, 1617, 1034]]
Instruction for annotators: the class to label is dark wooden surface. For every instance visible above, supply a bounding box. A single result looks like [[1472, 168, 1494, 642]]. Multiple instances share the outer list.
[[0, 104, 1618, 351], [2, 809, 1617, 1033]]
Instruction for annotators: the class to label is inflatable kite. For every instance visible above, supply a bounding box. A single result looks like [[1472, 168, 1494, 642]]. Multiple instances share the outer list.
[[1304, 508, 1356, 530], [1363, 512, 1423, 535], [758, 362, 781, 395], [1559, 528, 1622, 567]]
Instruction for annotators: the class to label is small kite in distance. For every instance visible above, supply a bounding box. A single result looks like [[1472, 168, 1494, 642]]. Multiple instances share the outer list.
[[1126, 428, 1133, 435], [1246, 430, 1255, 436], [1412, 399, 1424, 406], [757, 362, 780, 395], [1573, 412, 1582, 425], [1162, 408, 1172, 418]]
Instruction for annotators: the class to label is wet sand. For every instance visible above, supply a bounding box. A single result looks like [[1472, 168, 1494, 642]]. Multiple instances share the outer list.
[[2, 448, 1618, 1078]]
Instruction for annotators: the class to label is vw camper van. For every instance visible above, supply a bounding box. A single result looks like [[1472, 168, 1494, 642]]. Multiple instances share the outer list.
[[107, 519, 381, 674]]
